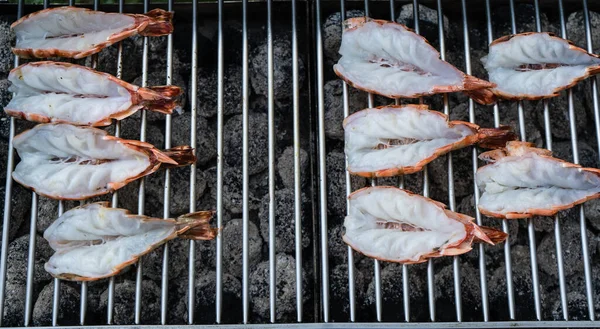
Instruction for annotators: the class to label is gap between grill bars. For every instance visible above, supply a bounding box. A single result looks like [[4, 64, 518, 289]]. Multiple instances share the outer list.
[[1, 0, 600, 327]]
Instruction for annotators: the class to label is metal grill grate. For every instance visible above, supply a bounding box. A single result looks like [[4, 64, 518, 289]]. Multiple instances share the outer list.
[[1, 0, 600, 327]]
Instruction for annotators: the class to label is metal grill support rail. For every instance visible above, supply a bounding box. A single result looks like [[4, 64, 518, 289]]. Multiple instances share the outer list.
[[1, 0, 600, 327]]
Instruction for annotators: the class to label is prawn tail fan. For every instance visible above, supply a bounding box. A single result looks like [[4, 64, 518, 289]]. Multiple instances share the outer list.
[[176, 211, 218, 240], [477, 126, 517, 149], [160, 145, 196, 168], [474, 226, 508, 245], [139, 9, 174, 36], [138, 85, 182, 114], [463, 87, 497, 105]]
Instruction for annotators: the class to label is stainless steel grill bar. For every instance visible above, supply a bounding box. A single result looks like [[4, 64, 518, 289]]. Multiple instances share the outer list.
[[581, 0, 599, 321], [437, 0, 462, 321], [52, 201, 64, 326], [241, 0, 250, 321], [135, 0, 151, 323], [214, 0, 224, 322], [388, 4, 410, 323], [24, 195, 38, 326], [558, 0, 596, 320], [364, 93, 382, 323], [291, 0, 304, 321], [483, 0, 515, 320], [338, 2, 357, 322], [361, 2, 382, 323], [34, 320, 600, 328], [460, 0, 490, 322], [267, 0, 277, 321], [161, 0, 175, 324], [107, 2, 124, 324], [339, 1, 356, 322], [80, 1, 100, 322], [410, 3, 436, 322], [507, 0, 542, 320], [532, 0, 569, 321], [0, 1, 21, 323], [45, 0, 61, 324], [583, 0, 600, 161], [188, 0, 199, 324], [315, 0, 330, 321], [396, 101, 409, 322], [22, 0, 46, 324]]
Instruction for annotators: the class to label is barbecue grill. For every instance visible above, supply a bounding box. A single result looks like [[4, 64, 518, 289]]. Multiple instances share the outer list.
[[1, 0, 600, 327]]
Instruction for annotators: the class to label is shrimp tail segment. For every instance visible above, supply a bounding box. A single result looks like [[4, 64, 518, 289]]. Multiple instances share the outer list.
[[138, 85, 182, 114], [176, 211, 218, 240], [138, 9, 174, 36], [476, 126, 517, 149], [474, 226, 508, 245], [160, 145, 196, 168]]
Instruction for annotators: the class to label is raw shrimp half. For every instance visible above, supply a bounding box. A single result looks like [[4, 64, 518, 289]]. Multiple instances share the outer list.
[[12, 123, 195, 200], [44, 202, 217, 281], [343, 186, 507, 264], [12, 6, 173, 59], [482, 32, 600, 100], [477, 141, 600, 218], [334, 17, 496, 104], [344, 105, 516, 177], [5, 61, 181, 126]]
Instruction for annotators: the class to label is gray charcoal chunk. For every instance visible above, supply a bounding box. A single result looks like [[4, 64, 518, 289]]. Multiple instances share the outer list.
[[549, 291, 594, 321], [94, 38, 140, 82], [326, 150, 366, 221], [535, 92, 586, 141], [492, 4, 552, 37], [328, 224, 364, 266], [397, 4, 449, 47], [171, 112, 217, 166], [277, 146, 308, 189], [1, 118, 36, 142], [33, 282, 79, 326], [143, 238, 189, 282], [0, 77, 11, 110], [194, 270, 242, 323], [194, 238, 216, 273], [250, 38, 305, 101], [322, 10, 365, 64], [145, 166, 207, 217], [489, 245, 547, 320], [434, 263, 482, 321], [330, 263, 367, 319], [428, 147, 473, 200], [258, 188, 310, 254], [36, 197, 77, 234], [366, 263, 428, 321], [550, 266, 600, 320], [110, 114, 164, 147], [224, 114, 268, 175], [99, 280, 161, 325], [2, 281, 26, 327], [567, 11, 600, 53], [221, 218, 262, 278], [0, 20, 14, 74], [7, 235, 53, 286], [132, 70, 187, 122], [537, 218, 596, 280], [194, 65, 243, 118], [0, 184, 29, 243], [203, 166, 261, 214], [324, 79, 368, 140], [584, 198, 600, 231], [552, 141, 598, 169], [249, 254, 307, 322]]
